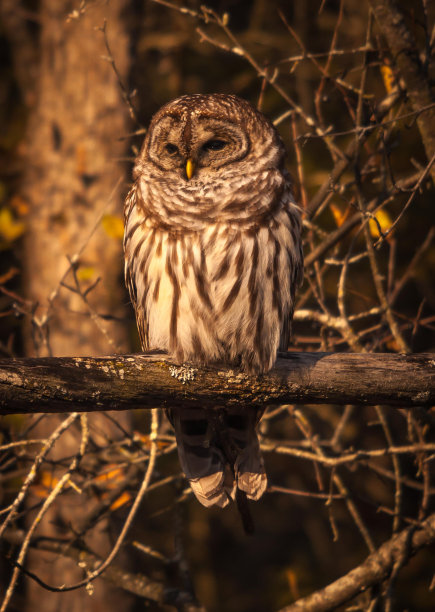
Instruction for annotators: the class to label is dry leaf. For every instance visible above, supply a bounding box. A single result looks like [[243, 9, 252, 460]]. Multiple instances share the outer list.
[[369, 209, 393, 239], [285, 568, 300, 601], [330, 203, 350, 228], [94, 465, 124, 488], [76, 266, 95, 281], [32, 471, 59, 498], [0, 208, 26, 243], [102, 214, 124, 240], [134, 431, 171, 450], [380, 64, 395, 94], [10, 195, 30, 216], [110, 491, 131, 511]]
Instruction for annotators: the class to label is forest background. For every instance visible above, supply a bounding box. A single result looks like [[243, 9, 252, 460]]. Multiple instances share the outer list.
[[0, 0, 434, 611]]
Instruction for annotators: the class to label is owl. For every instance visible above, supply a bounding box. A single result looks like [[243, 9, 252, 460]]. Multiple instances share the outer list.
[[124, 94, 303, 512]]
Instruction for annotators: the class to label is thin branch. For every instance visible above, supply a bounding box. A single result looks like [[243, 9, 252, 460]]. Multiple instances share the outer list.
[[261, 441, 435, 467], [278, 511, 435, 612], [11, 410, 159, 594], [99, 19, 142, 126], [1, 415, 89, 611], [0, 414, 79, 539], [374, 153, 435, 247]]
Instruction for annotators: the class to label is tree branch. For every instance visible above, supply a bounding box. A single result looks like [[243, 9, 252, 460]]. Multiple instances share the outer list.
[[0, 352, 434, 415], [3, 530, 205, 610], [278, 511, 435, 612]]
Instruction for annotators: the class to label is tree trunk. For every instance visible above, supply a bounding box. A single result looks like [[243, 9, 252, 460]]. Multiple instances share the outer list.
[[22, 2, 129, 357], [9, 2, 132, 610], [369, 0, 435, 182]]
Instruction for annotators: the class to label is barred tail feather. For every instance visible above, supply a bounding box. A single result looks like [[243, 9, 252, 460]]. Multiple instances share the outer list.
[[235, 443, 267, 501], [170, 407, 233, 508], [169, 407, 267, 508], [226, 408, 268, 501], [189, 466, 236, 509]]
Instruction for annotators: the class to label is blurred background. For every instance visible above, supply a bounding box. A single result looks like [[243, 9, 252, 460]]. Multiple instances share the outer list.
[[0, 1, 434, 611]]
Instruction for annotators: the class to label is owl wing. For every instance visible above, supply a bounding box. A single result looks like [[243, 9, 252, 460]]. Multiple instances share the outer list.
[[279, 196, 304, 352], [279, 263, 303, 351], [226, 407, 267, 501], [125, 260, 149, 350], [124, 185, 150, 350]]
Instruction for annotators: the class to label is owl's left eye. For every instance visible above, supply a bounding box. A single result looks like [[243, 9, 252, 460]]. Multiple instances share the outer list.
[[165, 143, 179, 155], [202, 139, 227, 152]]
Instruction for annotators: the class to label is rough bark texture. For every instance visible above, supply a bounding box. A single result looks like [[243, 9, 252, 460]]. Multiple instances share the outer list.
[[0, 352, 434, 414], [369, 0, 435, 182]]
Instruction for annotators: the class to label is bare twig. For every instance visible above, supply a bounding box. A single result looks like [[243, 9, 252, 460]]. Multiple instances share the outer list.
[[278, 512, 435, 612]]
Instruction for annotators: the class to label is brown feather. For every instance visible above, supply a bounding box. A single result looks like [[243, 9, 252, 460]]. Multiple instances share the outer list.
[[123, 94, 303, 511]]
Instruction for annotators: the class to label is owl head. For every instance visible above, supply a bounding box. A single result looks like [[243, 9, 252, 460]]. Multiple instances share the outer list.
[[133, 94, 285, 185]]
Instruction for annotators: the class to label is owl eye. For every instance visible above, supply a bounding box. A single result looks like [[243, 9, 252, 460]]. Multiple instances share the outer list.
[[165, 143, 179, 155], [202, 139, 227, 152]]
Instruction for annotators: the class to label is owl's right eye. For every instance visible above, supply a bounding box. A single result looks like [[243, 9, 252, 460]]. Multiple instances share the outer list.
[[165, 143, 179, 155], [202, 139, 227, 152]]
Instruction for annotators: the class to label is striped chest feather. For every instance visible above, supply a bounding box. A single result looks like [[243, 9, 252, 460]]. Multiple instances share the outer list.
[[124, 194, 301, 373]]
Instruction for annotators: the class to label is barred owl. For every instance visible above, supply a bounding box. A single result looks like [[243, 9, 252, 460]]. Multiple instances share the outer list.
[[124, 94, 303, 513]]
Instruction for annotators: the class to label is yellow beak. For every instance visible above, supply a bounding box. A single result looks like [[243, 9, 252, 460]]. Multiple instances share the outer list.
[[186, 158, 195, 180]]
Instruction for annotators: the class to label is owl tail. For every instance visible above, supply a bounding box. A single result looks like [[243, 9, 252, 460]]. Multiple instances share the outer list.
[[168, 407, 267, 510]]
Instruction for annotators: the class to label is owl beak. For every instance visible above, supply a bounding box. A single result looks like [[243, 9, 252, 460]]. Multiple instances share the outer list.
[[185, 158, 195, 180]]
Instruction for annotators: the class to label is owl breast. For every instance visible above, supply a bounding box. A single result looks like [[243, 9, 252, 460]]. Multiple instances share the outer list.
[[124, 181, 301, 373], [124, 93, 303, 510]]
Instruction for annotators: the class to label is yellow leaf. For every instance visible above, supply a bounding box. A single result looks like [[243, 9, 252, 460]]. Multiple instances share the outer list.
[[10, 195, 30, 217], [330, 204, 349, 228], [32, 471, 59, 498], [369, 209, 393, 239], [32, 485, 49, 499], [40, 471, 59, 490], [102, 214, 124, 240], [386, 338, 401, 352], [134, 431, 171, 450], [0, 208, 25, 243], [110, 491, 131, 511], [94, 465, 124, 488], [134, 432, 149, 444], [76, 266, 95, 281], [285, 568, 300, 601], [380, 65, 395, 94]]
